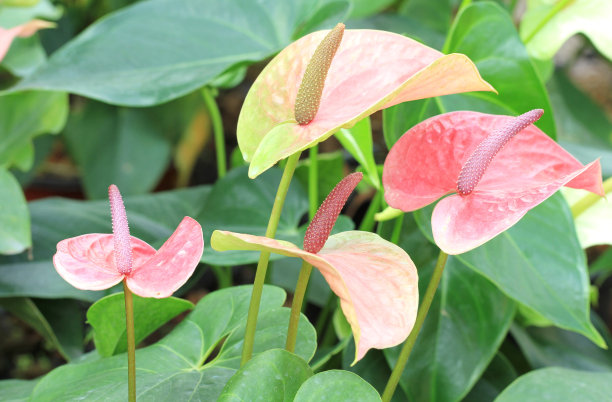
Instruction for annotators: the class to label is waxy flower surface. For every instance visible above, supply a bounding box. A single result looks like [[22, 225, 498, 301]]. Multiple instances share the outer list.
[[0, 20, 54, 62], [212, 173, 418, 362], [383, 110, 604, 255], [53, 185, 204, 298], [238, 26, 495, 178]]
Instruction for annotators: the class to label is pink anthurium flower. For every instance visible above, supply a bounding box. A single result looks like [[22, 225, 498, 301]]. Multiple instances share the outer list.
[[383, 110, 604, 255], [0, 20, 54, 62], [212, 173, 419, 362], [53, 185, 204, 298], [237, 24, 496, 178]]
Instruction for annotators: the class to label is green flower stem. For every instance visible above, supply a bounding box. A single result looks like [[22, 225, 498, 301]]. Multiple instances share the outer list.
[[241, 151, 302, 366], [211, 265, 232, 288], [201, 86, 227, 178], [382, 250, 449, 402], [286, 260, 313, 352], [571, 176, 612, 218], [314, 292, 336, 336], [359, 190, 382, 232], [523, 0, 573, 44], [390, 213, 404, 245], [123, 281, 136, 402], [309, 145, 319, 219]]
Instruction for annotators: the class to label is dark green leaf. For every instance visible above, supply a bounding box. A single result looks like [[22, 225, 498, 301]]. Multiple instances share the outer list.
[[219, 349, 313, 402], [464, 353, 517, 402], [0, 168, 29, 254], [385, 256, 515, 402], [87, 293, 193, 357], [495, 367, 612, 402], [415, 193, 604, 346], [295, 150, 346, 207], [294, 370, 381, 402], [7, 0, 349, 106]]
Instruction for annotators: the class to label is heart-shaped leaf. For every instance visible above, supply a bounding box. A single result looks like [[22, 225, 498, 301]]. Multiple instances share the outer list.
[[294, 370, 381, 402]]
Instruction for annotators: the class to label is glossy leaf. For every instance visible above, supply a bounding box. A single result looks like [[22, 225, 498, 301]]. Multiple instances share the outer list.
[[87, 293, 193, 357], [336, 117, 380, 189], [219, 349, 313, 402], [415, 193, 604, 346], [0, 168, 29, 254], [212, 230, 418, 362], [19, 285, 316, 401], [6, 0, 348, 106], [238, 27, 493, 177], [521, 0, 612, 61], [495, 367, 612, 402], [383, 2, 555, 148], [385, 256, 515, 402], [0, 379, 39, 402], [0, 186, 210, 301], [294, 370, 381, 402], [464, 353, 517, 402]]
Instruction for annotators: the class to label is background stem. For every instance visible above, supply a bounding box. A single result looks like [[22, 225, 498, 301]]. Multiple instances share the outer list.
[[286, 261, 313, 352], [123, 281, 136, 402], [201, 86, 227, 178], [241, 152, 301, 366]]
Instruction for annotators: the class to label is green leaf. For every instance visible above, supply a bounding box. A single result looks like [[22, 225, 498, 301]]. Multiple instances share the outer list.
[[295, 150, 345, 207], [464, 353, 517, 402], [294, 370, 381, 402], [0, 0, 62, 26], [385, 256, 515, 402], [383, 2, 554, 148], [495, 367, 612, 402], [199, 166, 308, 266], [0, 379, 39, 402], [520, 0, 612, 61], [24, 285, 317, 401], [0, 186, 211, 301], [336, 117, 380, 189], [63, 101, 172, 199], [511, 313, 612, 372], [87, 293, 193, 357], [7, 0, 348, 106], [219, 349, 313, 402], [0, 297, 83, 361], [0, 168, 29, 254], [415, 193, 604, 347], [349, 0, 396, 19], [0, 91, 67, 169]]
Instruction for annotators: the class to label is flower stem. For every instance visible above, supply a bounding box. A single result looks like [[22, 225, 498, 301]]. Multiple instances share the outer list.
[[123, 281, 136, 402], [390, 213, 404, 245], [286, 260, 313, 352], [201, 86, 227, 178], [571, 176, 612, 218], [381, 250, 449, 402], [359, 190, 382, 232], [309, 145, 319, 219], [523, 0, 573, 44], [241, 151, 302, 366]]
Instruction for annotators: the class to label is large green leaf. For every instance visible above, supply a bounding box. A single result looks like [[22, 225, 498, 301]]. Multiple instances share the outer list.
[[7, 0, 349, 106], [520, 0, 612, 61], [294, 370, 381, 402], [383, 1, 555, 148], [464, 353, 517, 402], [0, 186, 210, 301], [385, 256, 515, 402], [0, 168, 29, 254], [63, 101, 173, 199], [0, 297, 84, 361], [0, 91, 67, 169], [0, 379, 39, 402], [17, 285, 316, 401], [88, 293, 193, 357], [495, 367, 612, 402], [415, 193, 603, 346], [219, 349, 313, 402]]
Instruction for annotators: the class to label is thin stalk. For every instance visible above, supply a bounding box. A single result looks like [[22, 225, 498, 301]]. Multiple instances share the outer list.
[[382, 250, 449, 402], [286, 261, 313, 352], [241, 152, 302, 366], [523, 0, 573, 44], [390, 213, 405, 245], [123, 281, 136, 402], [309, 145, 319, 219], [201, 86, 227, 178], [359, 190, 382, 232], [211, 266, 232, 288], [314, 292, 336, 336], [571, 176, 612, 218]]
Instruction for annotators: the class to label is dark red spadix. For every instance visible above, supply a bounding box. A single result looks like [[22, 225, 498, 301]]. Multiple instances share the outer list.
[[303, 172, 362, 253], [456, 109, 544, 196]]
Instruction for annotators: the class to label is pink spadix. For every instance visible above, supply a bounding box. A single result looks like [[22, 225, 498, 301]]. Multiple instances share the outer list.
[[109, 185, 134, 274], [457, 109, 544, 195], [303, 172, 362, 253]]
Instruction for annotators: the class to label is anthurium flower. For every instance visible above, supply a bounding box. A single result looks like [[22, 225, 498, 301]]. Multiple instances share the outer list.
[[212, 173, 418, 362], [0, 20, 54, 62], [53, 185, 204, 298], [237, 24, 495, 178], [383, 110, 604, 255]]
